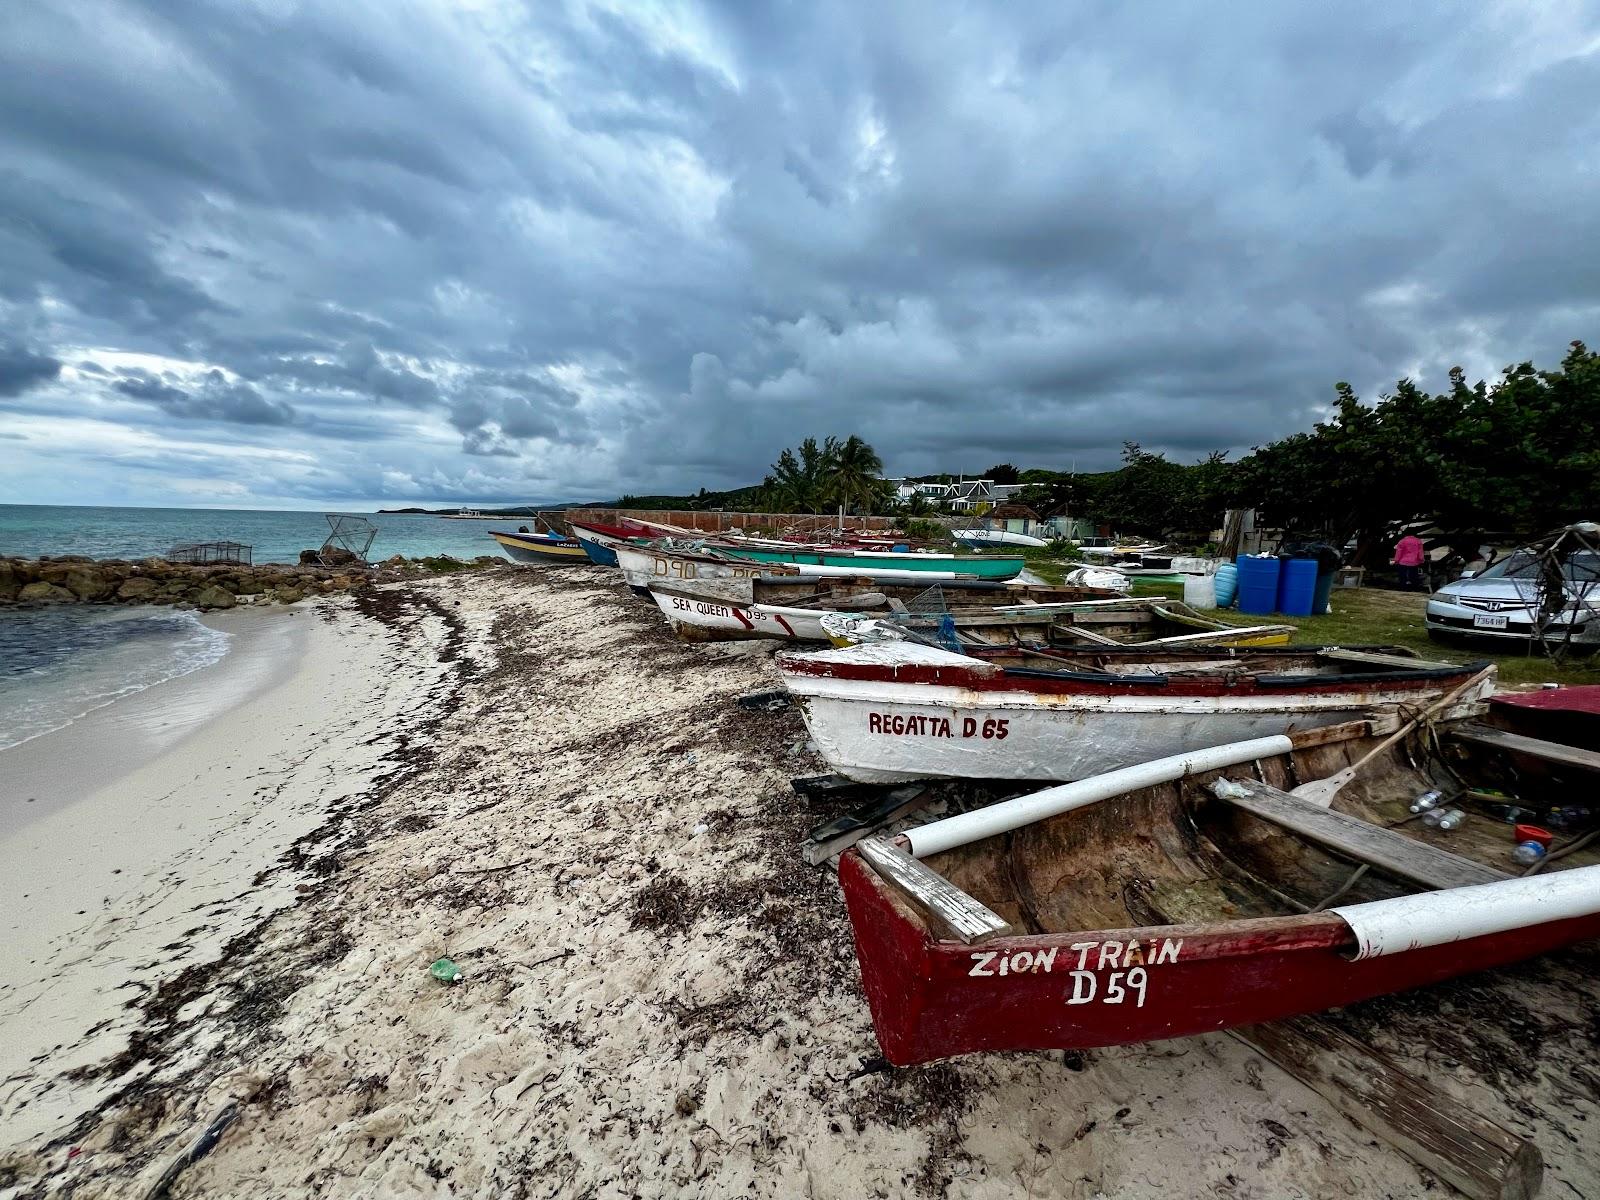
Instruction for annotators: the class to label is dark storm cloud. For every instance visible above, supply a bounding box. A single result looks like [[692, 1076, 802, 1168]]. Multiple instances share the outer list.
[[1, 0, 1598, 507], [113, 369, 295, 425], [0, 340, 62, 397]]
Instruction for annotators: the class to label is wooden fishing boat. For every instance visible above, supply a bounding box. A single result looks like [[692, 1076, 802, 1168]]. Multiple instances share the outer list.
[[489, 529, 590, 564], [823, 598, 1295, 651], [714, 544, 1026, 581], [838, 715, 1600, 1065], [645, 578, 1120, 644], [613, 543, 989, 596], [777, 641, 1495, 783], [567, 518, 652, 567]]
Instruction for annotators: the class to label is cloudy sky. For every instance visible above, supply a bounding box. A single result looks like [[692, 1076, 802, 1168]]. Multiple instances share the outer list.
[[2, 1, 1598, 509]]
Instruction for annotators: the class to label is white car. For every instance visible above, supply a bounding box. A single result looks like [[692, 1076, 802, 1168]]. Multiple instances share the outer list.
[[1426, 550, 1600, 648]]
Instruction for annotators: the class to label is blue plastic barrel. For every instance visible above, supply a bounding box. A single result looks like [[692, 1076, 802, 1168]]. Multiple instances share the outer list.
[[1213, 562, 1239, 608], [1236, 555, 1281, 615], [1276, 558, 1318, 617]]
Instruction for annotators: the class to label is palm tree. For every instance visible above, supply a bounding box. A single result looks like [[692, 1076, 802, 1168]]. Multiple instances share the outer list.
[[824, 434, 886, 514]]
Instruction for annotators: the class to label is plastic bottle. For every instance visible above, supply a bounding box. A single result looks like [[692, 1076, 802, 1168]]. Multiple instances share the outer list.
[[1436, 809, 1465, 831], [1409, 790, 1444, 815], [1422, 808, 1447, 828], [1512, 841, 1547, 866]]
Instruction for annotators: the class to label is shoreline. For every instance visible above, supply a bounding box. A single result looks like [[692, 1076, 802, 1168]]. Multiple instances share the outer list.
[[0, 591, 463, 1149]]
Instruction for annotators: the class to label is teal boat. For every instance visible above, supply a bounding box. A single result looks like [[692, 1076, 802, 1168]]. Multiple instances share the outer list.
[[713, 545, 1025, 580]]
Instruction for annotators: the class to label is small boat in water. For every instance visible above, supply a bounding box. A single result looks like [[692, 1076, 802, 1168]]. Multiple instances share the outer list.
[[646, 578, 1120, 643], [838, 715, 1600, 1064], [777, 641, 1495, 783], [489, 529, 590, 564]]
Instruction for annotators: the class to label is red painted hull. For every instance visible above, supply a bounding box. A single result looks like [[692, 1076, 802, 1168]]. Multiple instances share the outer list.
[[838, 850, 1600, 1065]]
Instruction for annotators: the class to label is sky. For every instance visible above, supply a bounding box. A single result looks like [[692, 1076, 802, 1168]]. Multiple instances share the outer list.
[[2, 2, 1599, 510]]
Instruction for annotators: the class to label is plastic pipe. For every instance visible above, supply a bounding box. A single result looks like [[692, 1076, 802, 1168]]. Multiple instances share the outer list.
[[904, 734, 1296, 858]]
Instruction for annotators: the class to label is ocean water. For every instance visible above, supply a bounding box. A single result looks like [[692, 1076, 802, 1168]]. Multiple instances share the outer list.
[[0, 504, 518, 565], [0, 503, 519, 757], [0, 606, 232, 751]]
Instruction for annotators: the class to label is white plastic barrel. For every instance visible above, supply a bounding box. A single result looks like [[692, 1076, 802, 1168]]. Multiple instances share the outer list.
[[1183, 572, 1218, 610]]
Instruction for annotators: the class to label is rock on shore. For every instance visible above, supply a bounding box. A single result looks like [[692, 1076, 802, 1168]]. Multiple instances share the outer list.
[[0, 555, 504, 610]]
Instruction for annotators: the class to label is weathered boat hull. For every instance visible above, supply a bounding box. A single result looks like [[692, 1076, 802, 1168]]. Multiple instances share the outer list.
[[717, 546, 1025, 580], [951, 529, 1050, 549], [615, 544, 968, 594], [490, 530, 590, 563], [840, 852, 1600, 1063], [778, 643, 1494, 783], [647, 586, 832, 642]]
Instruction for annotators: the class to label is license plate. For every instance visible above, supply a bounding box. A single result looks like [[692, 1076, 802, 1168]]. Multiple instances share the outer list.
[[1473, 613, 1509, 630]]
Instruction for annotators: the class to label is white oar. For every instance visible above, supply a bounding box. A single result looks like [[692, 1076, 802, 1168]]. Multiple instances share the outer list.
[[1290, 665, 1496, 808]]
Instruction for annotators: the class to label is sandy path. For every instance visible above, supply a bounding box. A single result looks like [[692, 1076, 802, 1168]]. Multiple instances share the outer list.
[[5, 568, 1596, 1199]]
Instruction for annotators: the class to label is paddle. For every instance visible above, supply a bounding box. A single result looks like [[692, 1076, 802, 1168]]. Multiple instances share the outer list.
[[1289, 665, 1496, 809]]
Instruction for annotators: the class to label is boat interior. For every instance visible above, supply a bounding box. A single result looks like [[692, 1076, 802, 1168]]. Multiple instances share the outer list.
[[966, 643, 1489, 682], [914, 722, 1600, 943], [658, 577, 1110, 609]]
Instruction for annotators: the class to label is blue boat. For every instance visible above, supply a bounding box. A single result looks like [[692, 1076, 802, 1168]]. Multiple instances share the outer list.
[[574, 530, 620, 567]]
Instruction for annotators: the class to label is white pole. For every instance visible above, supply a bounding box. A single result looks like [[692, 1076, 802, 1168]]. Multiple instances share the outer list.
[[903, 734, 1295, 858]]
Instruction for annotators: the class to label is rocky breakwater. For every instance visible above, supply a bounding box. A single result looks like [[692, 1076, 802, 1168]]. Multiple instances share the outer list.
[[0, 553, 502, 610]]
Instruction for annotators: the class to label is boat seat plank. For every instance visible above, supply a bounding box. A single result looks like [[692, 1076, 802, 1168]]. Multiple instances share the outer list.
[[857, 837, 1010, 943], [1319, 648, 1447, 670], [1213, 779, 1509, 891], [1450, 721, 1600, 774]]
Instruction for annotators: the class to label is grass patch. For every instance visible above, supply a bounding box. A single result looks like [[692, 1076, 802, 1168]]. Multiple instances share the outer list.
[[419, 556, 471, 573], [1210, 587, 1600, 687]]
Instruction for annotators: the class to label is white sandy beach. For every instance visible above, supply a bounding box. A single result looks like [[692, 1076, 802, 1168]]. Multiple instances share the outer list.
[[2, 568, 1597, 1199]]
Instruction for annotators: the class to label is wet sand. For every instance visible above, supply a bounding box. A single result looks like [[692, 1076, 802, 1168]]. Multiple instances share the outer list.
[[2, 568, 1596, 1198]]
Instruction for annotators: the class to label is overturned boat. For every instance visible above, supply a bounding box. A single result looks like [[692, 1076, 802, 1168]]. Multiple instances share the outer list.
[[777, 642, 1494, 783], [838, 717, 1600, 1065]]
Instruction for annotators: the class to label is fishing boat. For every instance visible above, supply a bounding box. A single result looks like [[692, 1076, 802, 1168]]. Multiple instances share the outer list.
[[837, 714, 1600, 1065], [714, 544, 1026, 581], [776, 641, 1494, 783], [951, 529, 1051, 549], [567, 518, 652, 568], [822, 598, 1295, 651], [488, 528, 590, 564], [613, 543, 984, 596], [645, 578, 1120, 644]]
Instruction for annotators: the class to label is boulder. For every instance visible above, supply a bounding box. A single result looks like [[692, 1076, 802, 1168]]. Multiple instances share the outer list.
[[274, 587, 305, 604], [64, 566, 115, 602], [0, 562, 19, 603], [116, 577, 159, 601], [232, 574, 266, 595], [191, 584, 237, 610], [18, 581, 76, 604]]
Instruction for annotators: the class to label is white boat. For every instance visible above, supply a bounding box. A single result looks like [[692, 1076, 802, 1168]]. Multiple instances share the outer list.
[[952, 529, 1050, 549], [776, 641, 1494, 783], [645, 577, 1120, 643], [613, 544, 968, 594]]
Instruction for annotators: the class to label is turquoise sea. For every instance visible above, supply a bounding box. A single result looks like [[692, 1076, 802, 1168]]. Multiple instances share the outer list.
[[0, 504, 520, 754], [0, 503, 518, 564]]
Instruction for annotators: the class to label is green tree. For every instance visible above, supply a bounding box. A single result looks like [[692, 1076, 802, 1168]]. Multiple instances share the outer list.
[[825, 434, 888, 513], [984, 463, 1020, 485]]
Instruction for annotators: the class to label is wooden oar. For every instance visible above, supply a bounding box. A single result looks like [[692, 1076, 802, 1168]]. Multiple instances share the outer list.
[[1290, 665, 1496, 809]]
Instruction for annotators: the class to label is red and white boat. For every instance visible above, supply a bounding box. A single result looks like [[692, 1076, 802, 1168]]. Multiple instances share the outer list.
[[777, 642, 1494, 783], [838, 719, 1600, 1065]]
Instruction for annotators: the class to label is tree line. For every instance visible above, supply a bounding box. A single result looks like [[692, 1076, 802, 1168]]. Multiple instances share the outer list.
[[624, 341, 1599, 560]]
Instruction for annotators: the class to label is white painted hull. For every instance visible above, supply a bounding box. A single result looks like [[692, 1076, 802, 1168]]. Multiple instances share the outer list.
[[952, 529, 1050, 549], [779, 645, 1492, 784], [647, 588, 833, 642], [615, 544, 963, 591]]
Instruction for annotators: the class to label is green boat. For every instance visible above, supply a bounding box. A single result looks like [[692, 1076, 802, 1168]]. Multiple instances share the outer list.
[[713, 545, 1025, 580]]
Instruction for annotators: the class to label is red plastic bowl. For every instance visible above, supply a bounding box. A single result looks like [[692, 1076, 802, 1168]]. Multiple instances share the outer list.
[[1515, 824, 1554, 848]]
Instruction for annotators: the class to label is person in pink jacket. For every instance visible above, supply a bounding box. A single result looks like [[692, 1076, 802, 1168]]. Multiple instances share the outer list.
[[1393, 533, 1425, 591]]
